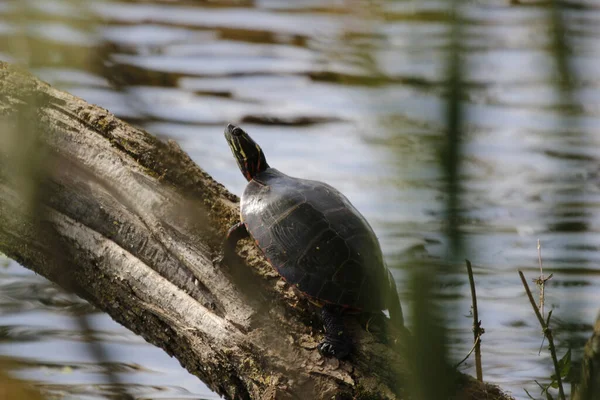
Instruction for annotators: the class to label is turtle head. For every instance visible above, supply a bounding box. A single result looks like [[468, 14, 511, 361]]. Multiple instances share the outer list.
[[224, 124, 270, 181]]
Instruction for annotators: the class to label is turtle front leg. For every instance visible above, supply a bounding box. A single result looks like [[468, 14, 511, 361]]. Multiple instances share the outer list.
[[220, 222, 249, 265], [318, 305, 352, 359]]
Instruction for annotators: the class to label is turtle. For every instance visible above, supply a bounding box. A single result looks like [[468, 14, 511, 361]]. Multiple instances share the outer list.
[[222, 124, 404, 359]]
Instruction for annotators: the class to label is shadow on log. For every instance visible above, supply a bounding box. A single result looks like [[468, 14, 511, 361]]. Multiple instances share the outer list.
[[0, 61, 512, 400]]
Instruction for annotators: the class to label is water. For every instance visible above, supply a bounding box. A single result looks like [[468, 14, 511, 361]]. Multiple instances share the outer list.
[[1, 0, 600, 398]]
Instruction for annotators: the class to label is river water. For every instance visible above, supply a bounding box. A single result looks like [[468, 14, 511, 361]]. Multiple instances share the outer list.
[[1, 0, 600, 399]]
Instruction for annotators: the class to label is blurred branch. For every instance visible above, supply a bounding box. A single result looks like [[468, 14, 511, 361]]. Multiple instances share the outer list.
[[0, 363, 45, 400], [71, 307, 132, 400], [444, 0, 465, 256], [573, 314, 600, 400], [549, 0, 574, 95], [407, 272, 454, 400], [0, 61, 513, 400]]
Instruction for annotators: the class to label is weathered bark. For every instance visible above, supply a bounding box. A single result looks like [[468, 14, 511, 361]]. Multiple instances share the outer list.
[[0, 61, 512, 400]]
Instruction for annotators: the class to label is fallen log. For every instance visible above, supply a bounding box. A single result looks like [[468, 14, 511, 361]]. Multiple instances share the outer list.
[[0, 61, 512, 400]]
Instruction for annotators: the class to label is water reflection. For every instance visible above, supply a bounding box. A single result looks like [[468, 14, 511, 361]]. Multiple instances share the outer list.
[[1, 0, 600, 398]]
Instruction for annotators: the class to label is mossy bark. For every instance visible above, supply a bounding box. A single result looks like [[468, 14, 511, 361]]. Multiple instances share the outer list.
[[0, 61, 513, 400]]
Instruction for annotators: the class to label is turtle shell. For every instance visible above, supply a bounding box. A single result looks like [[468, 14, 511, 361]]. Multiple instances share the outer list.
[[241, 168, 391, 311]]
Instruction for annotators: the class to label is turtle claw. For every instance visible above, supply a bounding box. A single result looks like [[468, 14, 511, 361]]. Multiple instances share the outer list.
[[215, 254, 237, 268], [319, 305, 352, 359], [317, 342, 334, 357], [212, 253, 226, 268], [317, 340, 351, 359]]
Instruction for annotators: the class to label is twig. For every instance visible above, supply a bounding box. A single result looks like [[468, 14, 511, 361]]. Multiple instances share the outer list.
[[455, 336, 480, 368], [534, 240, 553, 317], [537, 239, 545, 318], [519, 270, 565, 400], [465, 260, 483, 381], [533, 240, 553, 355]]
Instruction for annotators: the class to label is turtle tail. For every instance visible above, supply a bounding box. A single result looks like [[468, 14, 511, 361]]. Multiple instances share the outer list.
[[387, 270, 405, 330]]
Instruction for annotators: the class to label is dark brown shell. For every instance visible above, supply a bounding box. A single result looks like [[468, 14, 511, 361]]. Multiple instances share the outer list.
[[240, 168, 391, 311]]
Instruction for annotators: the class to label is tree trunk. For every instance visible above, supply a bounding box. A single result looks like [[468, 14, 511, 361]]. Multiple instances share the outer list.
[[0, 61, 512, 400]]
